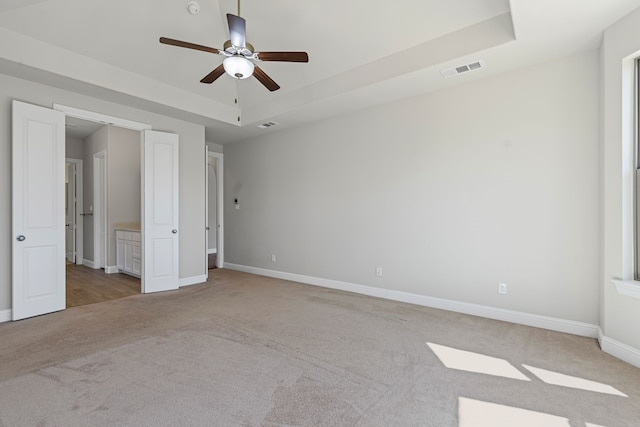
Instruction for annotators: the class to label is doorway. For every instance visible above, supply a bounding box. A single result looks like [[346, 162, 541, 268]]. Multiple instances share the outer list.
[[206, 150, 224, 276], [65, 159, 83, 264], [64, 117, 142, 307]]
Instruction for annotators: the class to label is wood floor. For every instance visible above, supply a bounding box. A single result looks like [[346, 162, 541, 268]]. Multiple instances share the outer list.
[[208, 253, 217, 269], [66, 263, 140, 308]]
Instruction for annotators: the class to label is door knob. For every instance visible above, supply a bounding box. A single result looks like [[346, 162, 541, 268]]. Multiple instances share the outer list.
[[172, 229, 178, 234], [16, 235, 26, 241]]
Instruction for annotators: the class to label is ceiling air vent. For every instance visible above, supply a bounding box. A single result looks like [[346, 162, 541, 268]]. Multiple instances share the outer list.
[[441, 60, 484, 78], [257, 121, 279, 129]]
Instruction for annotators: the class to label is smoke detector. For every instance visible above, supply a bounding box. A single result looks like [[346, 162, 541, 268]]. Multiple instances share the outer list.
[[441, 60, 484, 78], [186, 1, 200, 15]]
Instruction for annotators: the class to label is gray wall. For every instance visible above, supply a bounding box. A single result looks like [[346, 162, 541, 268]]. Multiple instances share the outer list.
[[224, 50, 601, 324], [106, 126, 141, 267], [0, 73, 206, 311], [65, 136, 83, 160], [206, 141, 223, 153], [74, 125, 140, 266]]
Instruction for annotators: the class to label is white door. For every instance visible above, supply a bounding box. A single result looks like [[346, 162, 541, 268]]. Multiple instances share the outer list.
[[12, 100, 66, 320], [66, 162, 76, 263], [142, 130, 179, 293]]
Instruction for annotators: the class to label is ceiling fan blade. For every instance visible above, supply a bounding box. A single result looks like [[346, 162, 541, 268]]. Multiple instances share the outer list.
[[200, 65, 225, 84], [159, 37, 220, 55], [227, 13, 246, 48], [256, 52, 309, 63], [253, 66, 280, 92]]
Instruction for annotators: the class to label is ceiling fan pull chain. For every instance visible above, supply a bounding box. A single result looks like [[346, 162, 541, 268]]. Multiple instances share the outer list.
[[236, 80, 241, 122]]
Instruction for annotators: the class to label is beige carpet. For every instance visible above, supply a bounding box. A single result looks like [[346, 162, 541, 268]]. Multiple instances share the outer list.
[[0, 269, 638, 426]]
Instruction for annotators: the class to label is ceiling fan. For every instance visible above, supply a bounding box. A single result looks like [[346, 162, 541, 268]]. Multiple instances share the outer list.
[[159, 3, 308, 92]]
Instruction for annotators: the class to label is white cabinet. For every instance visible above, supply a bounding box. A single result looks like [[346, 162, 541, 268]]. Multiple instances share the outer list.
[[116, 230, 141, 277]]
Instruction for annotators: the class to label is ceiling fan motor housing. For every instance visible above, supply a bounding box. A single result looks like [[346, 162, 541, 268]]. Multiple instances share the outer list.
[[224, 40, 254, 54]]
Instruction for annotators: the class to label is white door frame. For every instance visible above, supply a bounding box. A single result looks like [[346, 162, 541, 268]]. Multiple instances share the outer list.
[[207, 150, 224, 269], [93, 150, 107, 269], [65, 158, 83, 264], [54, 104, 153, 133]]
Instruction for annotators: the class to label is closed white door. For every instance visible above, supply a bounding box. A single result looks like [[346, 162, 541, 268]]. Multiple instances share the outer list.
[[142, 130, 179, 293], [12, 100, 66, 320]]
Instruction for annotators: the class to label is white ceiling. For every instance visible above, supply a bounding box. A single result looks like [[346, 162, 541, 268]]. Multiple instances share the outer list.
[[1, 0, 639, 144]]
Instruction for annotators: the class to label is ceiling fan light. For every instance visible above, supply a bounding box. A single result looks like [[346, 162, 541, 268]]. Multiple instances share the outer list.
[[223, 56, 254, 79]]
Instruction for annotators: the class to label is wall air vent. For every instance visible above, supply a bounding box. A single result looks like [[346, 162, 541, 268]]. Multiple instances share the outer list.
[[257, 121, 279, 129], [441, 60, 484, 78]]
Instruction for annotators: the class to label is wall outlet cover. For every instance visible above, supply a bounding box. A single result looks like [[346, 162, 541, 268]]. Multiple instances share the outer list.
[[498, 282, 507, 294]]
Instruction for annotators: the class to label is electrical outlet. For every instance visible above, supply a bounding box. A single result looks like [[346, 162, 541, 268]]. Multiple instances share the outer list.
[[376, 267, 383, 277], [497, 282, 507, 294], [271, 254, 276, 262]]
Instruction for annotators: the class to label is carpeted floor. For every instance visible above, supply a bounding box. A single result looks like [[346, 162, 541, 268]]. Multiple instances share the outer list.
[[0, 268, 638, 426]]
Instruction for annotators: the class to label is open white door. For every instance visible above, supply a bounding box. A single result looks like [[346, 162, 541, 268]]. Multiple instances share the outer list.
[[142, 130, 179, 293], [12, 100, 66, 320]]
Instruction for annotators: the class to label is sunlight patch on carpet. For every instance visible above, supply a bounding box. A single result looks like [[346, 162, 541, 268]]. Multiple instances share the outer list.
[[522, 365, 627, 397], [427, 343, 530, 381], [458, 397, 571, 427]]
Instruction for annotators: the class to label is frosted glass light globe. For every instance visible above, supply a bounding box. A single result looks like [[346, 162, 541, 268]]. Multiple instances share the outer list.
[[223, 56, 254, 79]]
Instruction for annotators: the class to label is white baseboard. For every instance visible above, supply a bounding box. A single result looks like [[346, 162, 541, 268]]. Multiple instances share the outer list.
[[599, 328, 640, 369], [180, 275, 207, 287], [208, 249, 217, 254], [224, 263, 599, 339], [105, 266, 118, 274], [83, 259, 96, 269], [0, 309, 11, 323]]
